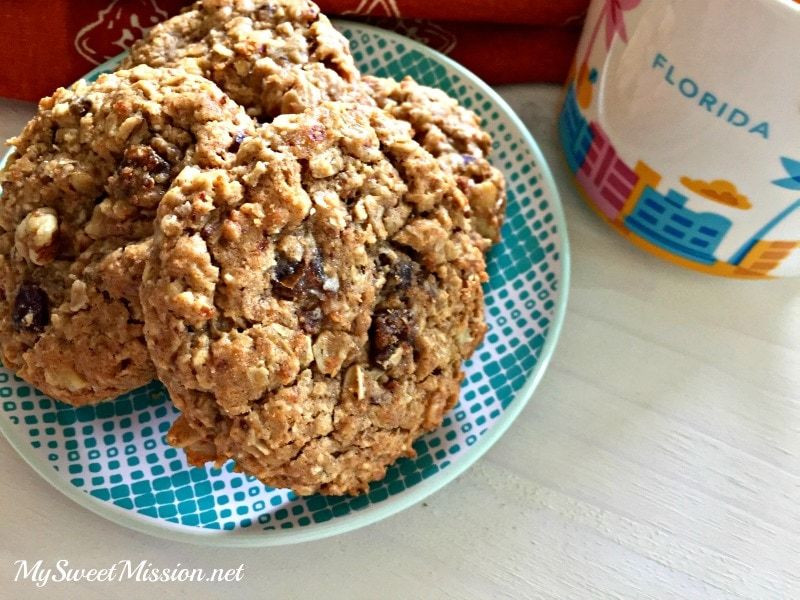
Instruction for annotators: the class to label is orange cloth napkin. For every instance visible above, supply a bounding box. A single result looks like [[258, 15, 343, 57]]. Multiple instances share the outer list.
[[0, 0, 587, 102]]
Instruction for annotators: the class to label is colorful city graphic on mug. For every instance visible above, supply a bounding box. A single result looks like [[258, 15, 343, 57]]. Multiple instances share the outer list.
[[559, 0, 800, 277]]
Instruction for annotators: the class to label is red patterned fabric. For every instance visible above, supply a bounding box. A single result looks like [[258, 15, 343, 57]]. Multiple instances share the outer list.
[[0, 0, 586, 101]]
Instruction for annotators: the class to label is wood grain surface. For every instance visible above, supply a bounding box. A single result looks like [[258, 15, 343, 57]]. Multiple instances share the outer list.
[[0, 85, 797, 600]]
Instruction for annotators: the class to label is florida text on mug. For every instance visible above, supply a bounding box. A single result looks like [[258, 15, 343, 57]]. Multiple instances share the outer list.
[[560, 0, 800, 277]]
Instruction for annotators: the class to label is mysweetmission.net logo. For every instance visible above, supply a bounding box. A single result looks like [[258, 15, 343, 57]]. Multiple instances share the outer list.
[[12, 559, 245, 587]]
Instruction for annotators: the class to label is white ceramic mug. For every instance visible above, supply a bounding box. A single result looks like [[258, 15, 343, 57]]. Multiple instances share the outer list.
[[560, 0, 800, 277]]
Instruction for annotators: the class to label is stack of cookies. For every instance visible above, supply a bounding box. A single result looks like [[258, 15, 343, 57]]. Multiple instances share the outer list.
[[0, 0, 506, 495]]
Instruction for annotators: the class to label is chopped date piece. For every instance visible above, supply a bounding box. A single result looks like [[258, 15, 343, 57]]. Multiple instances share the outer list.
[[370, 308, 414, 366], [69, 97, 93, 117], [12, 284, 50, 333], [229, 131, 247, 153]]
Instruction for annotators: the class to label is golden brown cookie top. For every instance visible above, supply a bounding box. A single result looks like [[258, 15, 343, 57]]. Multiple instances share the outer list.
[[142, 102, 488, 494], [124, 0, 371, 120], [0, 65, 254, 405], [364, 75, 507, 244]]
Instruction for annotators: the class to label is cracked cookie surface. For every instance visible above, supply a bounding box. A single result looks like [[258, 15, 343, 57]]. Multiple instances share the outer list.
[[364, 76, 507, 244], [142, 102, 488, 495], [123, 0, 506, 244], [123, 0, 371, 120], [0, 65, 252, 405]]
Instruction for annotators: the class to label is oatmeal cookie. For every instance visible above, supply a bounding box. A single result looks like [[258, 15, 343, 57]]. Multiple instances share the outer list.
[[123, 0, 506, 241], [141, 102, 488, 495], [364, 76, 507, 243], [122, 0, 371, 120], [0, 65, 253, 405]]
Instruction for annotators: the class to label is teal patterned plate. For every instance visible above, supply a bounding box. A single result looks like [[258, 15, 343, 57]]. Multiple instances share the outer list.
[[0, 22, 569, 546]]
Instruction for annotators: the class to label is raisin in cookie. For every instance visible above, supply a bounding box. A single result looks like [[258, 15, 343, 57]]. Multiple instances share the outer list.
[[141, 102, 488, 495], [364, 76, 507, 243], [0, 65, 253, 405], [123, 0, 371, 120], [123, 0, 506, 242]]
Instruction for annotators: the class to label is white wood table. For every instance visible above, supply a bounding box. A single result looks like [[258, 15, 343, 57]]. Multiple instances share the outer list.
[[0, 85, 797, 600]]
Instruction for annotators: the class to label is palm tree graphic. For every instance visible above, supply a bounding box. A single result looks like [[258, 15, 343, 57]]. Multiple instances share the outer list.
[[575, 0, 641, 108], [581, 0, 642, 64], [730, 157, 800, 265]]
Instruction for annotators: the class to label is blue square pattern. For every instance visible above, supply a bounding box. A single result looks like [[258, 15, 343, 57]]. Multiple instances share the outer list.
[[0, 25, 563, 533]]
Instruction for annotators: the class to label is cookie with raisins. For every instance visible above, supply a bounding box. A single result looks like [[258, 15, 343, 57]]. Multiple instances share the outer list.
[[0, 65, 253, 404], [141, 102, 488, 495]]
